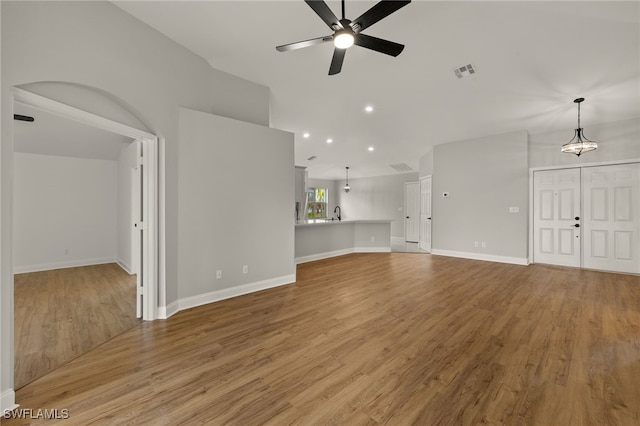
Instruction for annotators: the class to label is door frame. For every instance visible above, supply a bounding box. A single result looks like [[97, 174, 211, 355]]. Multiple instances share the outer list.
[[528, 158, 640, 265], [12, 88, 160, 320]]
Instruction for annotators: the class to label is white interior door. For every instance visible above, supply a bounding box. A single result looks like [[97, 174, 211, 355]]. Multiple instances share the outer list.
[[419, 176, 432, 252], [533, 168, 581, 267], [583, 163, 640, 274], [405, 182, 420, 243]]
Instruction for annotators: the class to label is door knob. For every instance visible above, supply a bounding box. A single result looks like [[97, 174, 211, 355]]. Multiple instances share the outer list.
[[427, 217, 432, 220], [574, 224, 580, 228], [406, 216, 410, 219], [575, 216, 580, 220]]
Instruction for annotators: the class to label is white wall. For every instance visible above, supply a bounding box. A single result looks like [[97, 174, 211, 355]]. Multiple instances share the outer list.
[[116, 141, 137, 273], [529, 117, 640, 168], [431, 130, 529, 262], [336, 172, 419, 238], [1, 1, 271, 402], [177, 108, 294, 303], [13, 153, 118, 273]]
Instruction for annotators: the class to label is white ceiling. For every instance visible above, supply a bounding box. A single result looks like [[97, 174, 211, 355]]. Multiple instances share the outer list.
[[13, 103, 133, 160], [114, 1, 640, 179]]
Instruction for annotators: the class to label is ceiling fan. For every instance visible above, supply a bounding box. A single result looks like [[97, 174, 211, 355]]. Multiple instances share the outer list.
[[276, 0, 411, 75]]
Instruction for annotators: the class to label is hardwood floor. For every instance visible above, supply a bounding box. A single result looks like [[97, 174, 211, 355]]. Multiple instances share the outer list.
[[14, 263, 141, 389], [6, 254, 640, 425]]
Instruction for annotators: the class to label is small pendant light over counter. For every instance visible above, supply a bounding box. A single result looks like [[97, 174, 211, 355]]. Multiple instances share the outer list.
[[561, 97, 597, 156], [344, 166, 350, 193]]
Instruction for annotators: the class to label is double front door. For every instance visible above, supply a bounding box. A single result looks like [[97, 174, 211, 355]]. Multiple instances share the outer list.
[[533, 163, 639, 274]]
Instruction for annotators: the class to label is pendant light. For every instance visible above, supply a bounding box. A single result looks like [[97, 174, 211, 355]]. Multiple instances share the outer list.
[[344, 167, 350, 193], [561, 97, 597, 156]]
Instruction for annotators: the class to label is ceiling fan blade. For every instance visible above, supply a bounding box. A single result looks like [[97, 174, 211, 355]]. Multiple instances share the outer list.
[[14, 114, 35, 122], [351, 0, 411, 32], [276, 35, 333, 52], [354, 33, 404, 56], [329, 48, 346, 75], [305, 0, 341, 30]]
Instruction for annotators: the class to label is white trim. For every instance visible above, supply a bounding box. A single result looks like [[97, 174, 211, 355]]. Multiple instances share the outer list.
[[13, 257, 116, 274], [295, 248, 353, 264], [354, 247, 392, 253], [157, 301, 179, 320], [1, 389, 18, 415], [431, 249, 529, 266], [529, 158, 640, 173], [164, 275, 296, 318], [116, 258, 134, 275], [12, 88, 155, 141], [295, 247, 392, 264]]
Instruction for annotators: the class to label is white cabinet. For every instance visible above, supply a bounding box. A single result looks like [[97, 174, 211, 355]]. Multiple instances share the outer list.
[[295, 166, 307, 221]]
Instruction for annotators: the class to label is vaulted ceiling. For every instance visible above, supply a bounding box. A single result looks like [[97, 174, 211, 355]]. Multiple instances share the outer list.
[[115, 1, 639, 179]]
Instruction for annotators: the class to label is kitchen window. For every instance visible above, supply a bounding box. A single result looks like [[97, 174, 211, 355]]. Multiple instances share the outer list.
[[307, 187, 328, 218]]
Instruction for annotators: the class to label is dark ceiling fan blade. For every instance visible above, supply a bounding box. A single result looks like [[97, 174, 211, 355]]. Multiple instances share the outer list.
[[354, 33, 404, 56], [276, 35, 333, 52], [351, 0, 411, 32], [304, 0, 341, 30], [13, 114, 35, 122], [328, 48, 346, 75]]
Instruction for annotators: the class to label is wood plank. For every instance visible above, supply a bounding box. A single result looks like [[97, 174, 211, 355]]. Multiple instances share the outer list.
[[5, 254, 640, 425]]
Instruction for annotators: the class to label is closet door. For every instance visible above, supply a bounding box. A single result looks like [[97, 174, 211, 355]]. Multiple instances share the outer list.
[[533, 168, 581, 267], [583, 163, 640, 274]]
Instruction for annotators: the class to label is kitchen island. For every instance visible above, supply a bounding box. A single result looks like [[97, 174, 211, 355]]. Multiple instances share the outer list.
[[295, 219, 392, 264]]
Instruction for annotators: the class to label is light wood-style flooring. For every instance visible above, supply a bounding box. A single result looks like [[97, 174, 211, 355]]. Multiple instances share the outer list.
[[7, 254, 640, 425], [14, 263, 140, 389]]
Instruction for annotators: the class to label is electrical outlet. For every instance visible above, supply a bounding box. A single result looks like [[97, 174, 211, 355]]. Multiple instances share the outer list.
[[216, 270, 222, 279], [370, 236, 375, 242], [481, 242, 487, 248], [474, 241, 479, 248], [509, 207, 520, 213], [242, 265, 248, 274]]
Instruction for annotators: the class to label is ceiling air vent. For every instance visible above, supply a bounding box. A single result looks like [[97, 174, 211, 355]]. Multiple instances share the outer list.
[[389, 163, 413, 172], [307, 155, 317, 161], [454, 63, 476, 79]]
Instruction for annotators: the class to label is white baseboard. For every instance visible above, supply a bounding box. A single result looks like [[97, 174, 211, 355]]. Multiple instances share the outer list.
[[158, 274, 296, 319], [354, 247, 391, 253], [1, 389, 18, 415], [295, 248, 353, 264], [295, 247, 391, 264], [431, 249, 529, 266], [13, 257, 116, 274], [157, 300, 179, 320], [116, 258, 134, 275]]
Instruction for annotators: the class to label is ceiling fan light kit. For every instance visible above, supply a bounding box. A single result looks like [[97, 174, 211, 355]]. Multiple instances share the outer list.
[[561, 97, 598, 157], [276, 0, 411, 75]]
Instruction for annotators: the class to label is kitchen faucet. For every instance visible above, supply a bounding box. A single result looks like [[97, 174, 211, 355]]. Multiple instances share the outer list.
[[333, 205, 341, 221]]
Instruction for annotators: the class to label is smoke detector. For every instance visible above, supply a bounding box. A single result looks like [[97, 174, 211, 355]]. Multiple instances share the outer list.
[[454, 63, 476, 79]]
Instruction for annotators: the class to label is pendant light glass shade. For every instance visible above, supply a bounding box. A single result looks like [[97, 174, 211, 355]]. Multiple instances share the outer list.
[[561, 98, 597, 156], [344, 167, 350, 193]]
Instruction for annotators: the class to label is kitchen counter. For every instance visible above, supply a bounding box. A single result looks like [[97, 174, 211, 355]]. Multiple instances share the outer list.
[[295, 219, 392, 263]]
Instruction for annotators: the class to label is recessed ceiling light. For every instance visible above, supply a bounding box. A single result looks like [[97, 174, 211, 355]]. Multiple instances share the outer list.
[[327, 138, 333, 143], [368, 146, 374, 151], [303, 132, 310, 138], [365, 105, 374, 113]]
